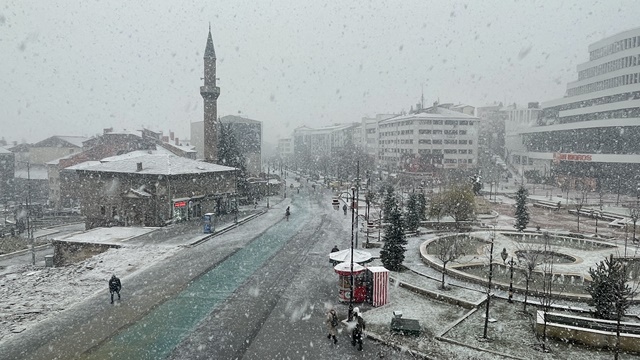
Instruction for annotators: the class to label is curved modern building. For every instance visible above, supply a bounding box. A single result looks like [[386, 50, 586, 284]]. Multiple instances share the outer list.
[[508, 27, 640, 193]]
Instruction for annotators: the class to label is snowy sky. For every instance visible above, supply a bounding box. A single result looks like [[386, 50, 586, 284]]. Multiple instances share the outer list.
[[0, 0, 638, 145]]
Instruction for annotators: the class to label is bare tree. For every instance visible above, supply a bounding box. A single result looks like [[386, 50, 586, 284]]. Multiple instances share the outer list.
[[538, 232, 556, 353], [573, 183, 589, 232], [516, 243, 542, 314], [432, 234, 465, 289]]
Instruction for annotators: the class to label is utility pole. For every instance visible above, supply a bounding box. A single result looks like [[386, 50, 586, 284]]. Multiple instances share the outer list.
[[348, 185, 356, 321], [483, 228, 495, 339], [355, 161, 359, 249]]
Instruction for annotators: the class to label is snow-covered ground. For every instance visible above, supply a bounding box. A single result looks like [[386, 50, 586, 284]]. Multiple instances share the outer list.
[[0, 245, 179, 341], [2, 184, 639, 358]]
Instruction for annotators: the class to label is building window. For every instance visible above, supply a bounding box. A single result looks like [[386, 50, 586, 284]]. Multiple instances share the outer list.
[[101, 206, 106, 216]]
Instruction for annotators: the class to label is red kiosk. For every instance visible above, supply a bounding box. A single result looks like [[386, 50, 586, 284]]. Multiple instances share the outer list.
[[333, 262, 368, 303]]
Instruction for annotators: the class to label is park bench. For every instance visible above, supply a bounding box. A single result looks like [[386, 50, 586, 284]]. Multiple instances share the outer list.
[[533, 201, 561, 211], [390, 311, 421, 336]]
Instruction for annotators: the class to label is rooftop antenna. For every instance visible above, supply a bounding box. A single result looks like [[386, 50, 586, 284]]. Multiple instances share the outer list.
[[421, 84, 424, 110]]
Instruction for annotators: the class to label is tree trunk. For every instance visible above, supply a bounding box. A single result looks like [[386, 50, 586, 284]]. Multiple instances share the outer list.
[[441, 263, 447, 289], [523, 277, 530, 312]]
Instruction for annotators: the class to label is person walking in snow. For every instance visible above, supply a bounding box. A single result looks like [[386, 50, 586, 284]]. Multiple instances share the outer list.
[[109, 274, 122, 304], [331, 245, 339, 253], [351, 307, 366, 351], [342, 204, 348, 215], [326, 308, 339, 344]]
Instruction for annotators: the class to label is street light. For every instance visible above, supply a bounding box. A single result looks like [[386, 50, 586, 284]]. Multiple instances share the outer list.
[[348, 185, 356, 322], [483, 227, 495, 339], [501, 248, 515, 303], [16, 160, 35, 266]]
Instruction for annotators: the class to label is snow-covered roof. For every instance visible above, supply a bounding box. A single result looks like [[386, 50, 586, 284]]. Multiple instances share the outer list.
[[380, 107, 478, 124], [33, 135, 87, 148], [65, 161, 101, 170], [0, 147, 12, 154], [329, 249, 373, 264], [71, 153, 237, 175], [14, 165, 48, 180]]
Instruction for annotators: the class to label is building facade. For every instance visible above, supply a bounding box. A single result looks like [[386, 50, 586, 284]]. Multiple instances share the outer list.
[[377, 105, 480, 173], [0, 148, 14, 204], [65, 153, 237, 229], [293, 123, 360, 157], [506, 27, 640, 192], [47, 130, 159, 209], [277, 138, 293, 159]]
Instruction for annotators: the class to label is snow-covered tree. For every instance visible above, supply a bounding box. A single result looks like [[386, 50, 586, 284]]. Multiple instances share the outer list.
[[218, 123, 246, 172], [417, 193, 427, 221], [432, 235, 465, 289], [440, 184, 476, 229], [380, 203, 407, 271], [586, 255, 632, 321], [382, 186, 396, 222], [514, 186, 529, 231], [404, 193, 421, 232]]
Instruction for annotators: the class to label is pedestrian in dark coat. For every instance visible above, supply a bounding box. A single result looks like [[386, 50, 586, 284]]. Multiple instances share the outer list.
[[109, 274, 122, 304], [351, 307, 366, 351], [342, 204, 348, 215], [331, 245, 339, 253]]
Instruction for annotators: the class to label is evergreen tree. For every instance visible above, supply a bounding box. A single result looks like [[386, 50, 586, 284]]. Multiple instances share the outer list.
[[586, 255, 632, 320], [382, 186, 396, 222], [218, 123, 249, 200], [417, 193, 427, 221], [218, 124, 246, 172], [404, 193, 421, 232], [514, 186, 529, 231], [380, 204, 407, 271]]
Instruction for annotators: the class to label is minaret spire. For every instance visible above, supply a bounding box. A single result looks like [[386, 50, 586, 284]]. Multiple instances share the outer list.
[[200, 25, 220, 163]]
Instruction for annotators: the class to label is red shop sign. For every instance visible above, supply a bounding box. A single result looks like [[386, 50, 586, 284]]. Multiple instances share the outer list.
[[174, 201, 187, 208]]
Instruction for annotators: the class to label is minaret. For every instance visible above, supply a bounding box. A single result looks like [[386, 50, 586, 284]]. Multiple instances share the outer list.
[[200, 24, 220, 163]]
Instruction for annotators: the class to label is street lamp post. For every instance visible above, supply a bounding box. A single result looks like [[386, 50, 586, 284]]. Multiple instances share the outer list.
[[348, 185, 356, 321], [500, 247, 514, 303], [17, 161, 35, 266], [483, 228, 495, 339]]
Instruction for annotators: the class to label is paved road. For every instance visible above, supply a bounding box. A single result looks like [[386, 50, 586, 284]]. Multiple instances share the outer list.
[[168, 189, 411, 360], [1, 189, 412, 359]]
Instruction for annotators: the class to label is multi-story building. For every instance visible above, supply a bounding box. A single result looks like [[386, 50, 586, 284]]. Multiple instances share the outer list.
[[8, 136, 86, 204], [277, 138, 293, 159], [47, 129, 159, 209], [377, 104, 480, 173], [506, 27, 640, 192], [504, 103, 542, 175], [0, 148, 14, 204], [293, 123, 360, 156], [360, 114, 397, 161], [191, 115, 262, 175], [476, 103, 510, 164]]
